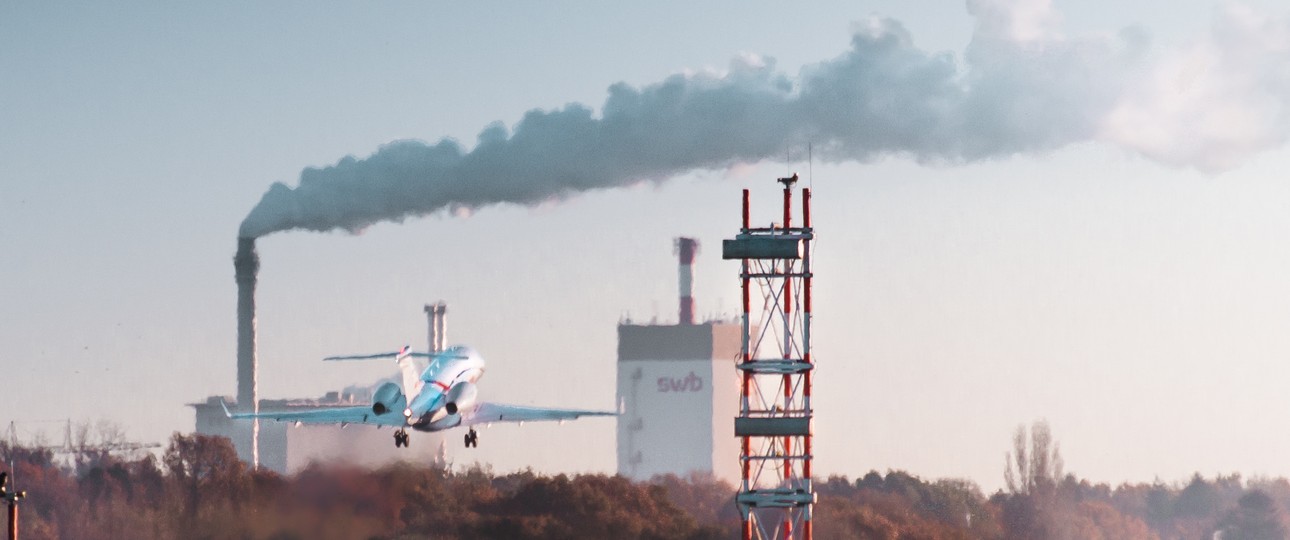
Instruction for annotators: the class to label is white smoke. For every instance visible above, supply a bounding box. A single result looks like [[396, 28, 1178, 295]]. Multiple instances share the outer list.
[[239, 0, 1290, 238], [1103, 4, 1290, 171]]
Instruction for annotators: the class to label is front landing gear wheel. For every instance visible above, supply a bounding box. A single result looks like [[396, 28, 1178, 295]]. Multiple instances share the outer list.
[[394, 429, 409, 448], [464, 428, 478, 448]]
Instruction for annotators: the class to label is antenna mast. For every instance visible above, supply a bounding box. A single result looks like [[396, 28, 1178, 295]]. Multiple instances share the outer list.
[[723, 174, 816, 539]]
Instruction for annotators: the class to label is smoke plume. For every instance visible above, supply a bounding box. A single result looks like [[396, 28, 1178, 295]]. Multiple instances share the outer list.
[[240, 0, 1290, 238]]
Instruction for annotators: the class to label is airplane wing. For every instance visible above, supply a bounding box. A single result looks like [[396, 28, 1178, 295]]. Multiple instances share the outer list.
[[461, 402, 617, 427], [220, 399, 405, 427]]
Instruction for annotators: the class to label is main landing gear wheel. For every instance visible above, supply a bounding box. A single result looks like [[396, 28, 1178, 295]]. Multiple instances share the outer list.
[[394, 429, 410, 448], [464, 428, 478, 448]]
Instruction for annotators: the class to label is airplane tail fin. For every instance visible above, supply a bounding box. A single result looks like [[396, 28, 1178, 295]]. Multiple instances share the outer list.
[[396, 348, 423, 399], [325, 347, 425, 396], [322, 345, 424, 397]]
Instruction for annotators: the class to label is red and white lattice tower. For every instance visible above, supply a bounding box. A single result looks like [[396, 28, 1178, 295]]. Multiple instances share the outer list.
[[722, 175, 815, 539]]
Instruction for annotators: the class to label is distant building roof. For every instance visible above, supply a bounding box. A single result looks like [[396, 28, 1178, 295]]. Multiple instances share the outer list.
[[617, 322, 742, 362]]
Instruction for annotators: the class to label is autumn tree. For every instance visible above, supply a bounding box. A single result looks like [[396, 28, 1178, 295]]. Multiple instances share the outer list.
[[814, 472, 988, 539], [161, 432, 247, 524], [71, 419, 134, 475], [476, 473, 714, 539], [1005, 420, 1063, 497], [1001, 420, 1067, 539], [1214, 490, 1290, 540], [650, 472, 738, 530]]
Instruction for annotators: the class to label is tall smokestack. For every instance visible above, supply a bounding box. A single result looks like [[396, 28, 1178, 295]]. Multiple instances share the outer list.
[[676, 237, 699, 325], [424, 302, 447, 353], [233, 237, 260, 468]]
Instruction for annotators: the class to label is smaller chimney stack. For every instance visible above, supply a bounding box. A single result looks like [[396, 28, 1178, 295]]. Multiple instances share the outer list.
[[675, 237, 699, 325], [425, 302, 448, 353]]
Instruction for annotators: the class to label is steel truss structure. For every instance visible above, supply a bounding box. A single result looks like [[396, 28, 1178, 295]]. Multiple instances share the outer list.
[[723, 175, 815, 539]]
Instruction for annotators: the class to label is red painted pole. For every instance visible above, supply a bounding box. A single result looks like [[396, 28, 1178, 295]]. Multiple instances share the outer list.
[[740, 188, 753, 540], [803, 187, 814, 540], [782, 186, 794, 539], [743, 189, 751, 231], [802, 187, 811, 228], [782, 187, 791, 231]]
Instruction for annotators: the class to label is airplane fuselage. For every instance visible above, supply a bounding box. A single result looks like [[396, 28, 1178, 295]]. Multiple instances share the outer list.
[[405, 346, 485, 432]]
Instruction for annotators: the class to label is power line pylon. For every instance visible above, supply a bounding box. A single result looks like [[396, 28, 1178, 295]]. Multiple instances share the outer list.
[[723, 175, 816, 539]]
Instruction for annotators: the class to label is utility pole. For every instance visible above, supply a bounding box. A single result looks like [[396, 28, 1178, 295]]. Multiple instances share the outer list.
[[1, 472, 25, 540]]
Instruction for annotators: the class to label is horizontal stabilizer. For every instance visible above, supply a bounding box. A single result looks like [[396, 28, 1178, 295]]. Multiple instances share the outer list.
[[325, 344, 418, 361], [324, 347, 467, 362], [324, 351, 421, 361]]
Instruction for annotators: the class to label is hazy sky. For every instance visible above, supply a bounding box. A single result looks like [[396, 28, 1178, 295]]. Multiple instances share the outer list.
[[4, 1, 1290, 492]]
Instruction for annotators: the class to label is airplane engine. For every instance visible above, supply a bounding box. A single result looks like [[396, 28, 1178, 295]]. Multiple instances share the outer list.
[[371, 381, 407, 416], [444, 382, 478, 415]]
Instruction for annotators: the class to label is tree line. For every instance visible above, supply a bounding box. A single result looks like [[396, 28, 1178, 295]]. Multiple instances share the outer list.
[[2, 422, 1288, 539]]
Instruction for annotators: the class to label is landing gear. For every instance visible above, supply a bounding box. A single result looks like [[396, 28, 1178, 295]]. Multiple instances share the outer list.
[[394, 429, 410, 448], [464, 428, 478, 448]]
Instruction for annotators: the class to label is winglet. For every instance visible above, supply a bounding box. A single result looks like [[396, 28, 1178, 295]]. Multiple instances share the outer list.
[[219, 398, 234, 418]]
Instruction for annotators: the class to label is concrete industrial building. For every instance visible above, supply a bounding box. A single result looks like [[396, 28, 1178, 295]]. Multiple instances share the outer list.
[[616, 238, 743, 485], [616, 322, 742, 484]]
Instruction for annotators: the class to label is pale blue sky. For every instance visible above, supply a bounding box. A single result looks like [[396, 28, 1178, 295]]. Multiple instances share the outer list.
[[4, 1, 1290, 492]]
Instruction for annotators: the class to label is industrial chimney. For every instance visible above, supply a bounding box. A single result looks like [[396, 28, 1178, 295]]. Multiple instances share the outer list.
[[233, 237, 260, 468], [675, 237, 699, 325], [425, 302, 447, 353]]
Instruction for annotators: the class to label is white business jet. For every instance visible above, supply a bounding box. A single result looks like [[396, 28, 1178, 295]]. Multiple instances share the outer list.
[[223, 345, 615, 448]]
